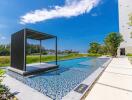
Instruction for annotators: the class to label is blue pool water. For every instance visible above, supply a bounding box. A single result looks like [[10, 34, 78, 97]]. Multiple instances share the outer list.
[[8, 57, 109, 100]]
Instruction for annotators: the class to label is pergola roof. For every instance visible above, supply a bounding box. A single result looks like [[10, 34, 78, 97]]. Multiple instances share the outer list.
[[25, 28, 56, 40]]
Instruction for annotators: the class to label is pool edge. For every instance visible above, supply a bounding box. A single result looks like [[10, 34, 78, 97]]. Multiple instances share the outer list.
[[62, 57, 112, 100]]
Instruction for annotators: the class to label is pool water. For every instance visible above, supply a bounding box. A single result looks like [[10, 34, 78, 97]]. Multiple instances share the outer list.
[[8, 57, 109, 100]]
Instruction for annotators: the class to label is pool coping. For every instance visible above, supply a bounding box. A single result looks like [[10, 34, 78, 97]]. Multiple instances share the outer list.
[[62, 57, 112, 100]]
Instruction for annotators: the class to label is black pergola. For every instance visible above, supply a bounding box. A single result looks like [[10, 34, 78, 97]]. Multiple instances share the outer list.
[[11, 28, 58, 71]]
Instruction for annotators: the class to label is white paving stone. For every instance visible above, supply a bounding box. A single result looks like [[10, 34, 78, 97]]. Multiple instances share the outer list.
[[2, 75, 52, 100], [85, 57, 132, 100]]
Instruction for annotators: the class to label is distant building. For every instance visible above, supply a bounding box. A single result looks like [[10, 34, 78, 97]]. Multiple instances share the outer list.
[[117, 0, 132, 56]]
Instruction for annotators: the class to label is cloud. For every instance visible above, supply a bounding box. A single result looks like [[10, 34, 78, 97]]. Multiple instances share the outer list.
[[91, 13, 98, 16], [0, 34, 6, 40], [0, 35, 6, 45], [20, 0, 101, 24], [1, 36, 6, 40]]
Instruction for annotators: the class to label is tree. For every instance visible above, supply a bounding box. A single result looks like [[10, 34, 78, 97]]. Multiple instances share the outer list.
[[0, 45, 10, 56], [26, 44, 45, 55], [128, 13, 132, 26], [98, 45, 108, 55], [104, 32, 123, 57], [131, 32, 132, 38], [88, 42, 100, 54]]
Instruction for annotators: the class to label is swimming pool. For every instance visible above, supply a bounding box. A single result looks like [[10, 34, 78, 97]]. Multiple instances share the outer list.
[[8, 57, 109, 100]]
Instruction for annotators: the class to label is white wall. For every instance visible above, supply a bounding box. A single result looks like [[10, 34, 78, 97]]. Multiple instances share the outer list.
[[118, 0, 132, 47]]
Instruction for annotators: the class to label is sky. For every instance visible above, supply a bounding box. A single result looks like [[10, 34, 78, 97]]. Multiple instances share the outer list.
[[0, 0, 119, 52]]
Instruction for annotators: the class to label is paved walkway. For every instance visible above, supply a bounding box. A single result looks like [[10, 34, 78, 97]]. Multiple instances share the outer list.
[[3, 75, 52, 100], [85, 57, 132, 100]]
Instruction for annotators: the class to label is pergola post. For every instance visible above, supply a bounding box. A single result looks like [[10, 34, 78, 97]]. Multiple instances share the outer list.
[[40, 40, 42, 64], [55, 37, 58, 65], [24, 29, 27, 71]]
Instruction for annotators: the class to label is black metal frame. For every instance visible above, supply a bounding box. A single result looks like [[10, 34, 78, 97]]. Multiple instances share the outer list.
[[11, 28, 58, 71]]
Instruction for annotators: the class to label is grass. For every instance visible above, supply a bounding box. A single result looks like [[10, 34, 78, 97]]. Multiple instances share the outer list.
[[0, 53, 102, 67], [0, 56, 10, 67], [127, 53, 132, 56], [126, 54, 132, 64]]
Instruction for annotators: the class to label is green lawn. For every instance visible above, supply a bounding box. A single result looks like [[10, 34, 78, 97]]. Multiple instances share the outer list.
[[0, 53, 102, 67]]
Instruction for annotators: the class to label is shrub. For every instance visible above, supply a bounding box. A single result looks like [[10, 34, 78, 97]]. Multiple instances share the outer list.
[[0, 69, 18, 100], [87, 53, 102, 57], [126, 53, 132, 56]]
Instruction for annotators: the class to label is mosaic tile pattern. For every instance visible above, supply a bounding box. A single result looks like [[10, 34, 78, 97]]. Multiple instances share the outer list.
[[7, 57, 109, 100]]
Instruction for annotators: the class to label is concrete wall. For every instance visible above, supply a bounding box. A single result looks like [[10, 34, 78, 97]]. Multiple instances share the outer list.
[[118, 0, 132, 56]]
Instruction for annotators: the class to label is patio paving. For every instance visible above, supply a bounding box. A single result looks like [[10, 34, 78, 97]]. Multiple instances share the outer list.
[[2, 74, 52, 100], [85, 57, 132, 100]]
